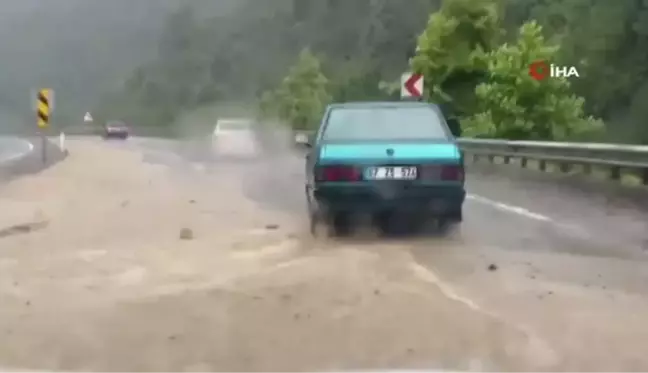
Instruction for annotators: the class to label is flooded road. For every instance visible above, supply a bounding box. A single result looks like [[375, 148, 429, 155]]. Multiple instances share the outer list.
[[0, 136, 647, 371]]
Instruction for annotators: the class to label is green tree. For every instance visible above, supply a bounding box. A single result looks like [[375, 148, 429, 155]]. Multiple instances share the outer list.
[[105, 0, 443, 132], [410, 0, 503, 115], [462, 21, 603, 140], [530, 0, 648, 143], [99, 0, 648, 143], [262, 49, 332, 130]]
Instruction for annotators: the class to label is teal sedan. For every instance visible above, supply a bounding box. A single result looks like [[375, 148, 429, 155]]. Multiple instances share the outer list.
[[302, 101, 465, 236]]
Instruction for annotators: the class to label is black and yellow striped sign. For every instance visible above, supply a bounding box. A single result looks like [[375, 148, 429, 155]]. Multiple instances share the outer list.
[[36, 89, 51, 128]]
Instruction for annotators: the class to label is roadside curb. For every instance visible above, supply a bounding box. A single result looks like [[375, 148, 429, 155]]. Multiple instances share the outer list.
[[0, 138, 34, 164], [0, 137, 68, 183]]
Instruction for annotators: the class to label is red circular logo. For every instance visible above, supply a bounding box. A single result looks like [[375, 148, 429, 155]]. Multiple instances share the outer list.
[[529, 60, 549, 81]]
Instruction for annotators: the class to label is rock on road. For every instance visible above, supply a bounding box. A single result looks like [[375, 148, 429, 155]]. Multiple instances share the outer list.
[[0, 136, 648, 371]]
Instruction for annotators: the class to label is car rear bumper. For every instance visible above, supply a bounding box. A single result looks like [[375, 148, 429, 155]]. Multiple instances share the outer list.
[[312, 183, 465, 215]]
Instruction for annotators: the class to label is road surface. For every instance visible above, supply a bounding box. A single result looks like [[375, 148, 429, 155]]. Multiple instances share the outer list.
[[0, 137, 33, 164], [0, 135, 647, 371]]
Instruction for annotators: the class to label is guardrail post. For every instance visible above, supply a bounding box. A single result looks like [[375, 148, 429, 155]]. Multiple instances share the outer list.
[[503, 156, 510, 164], [488, 155, 494, 163], [520, 158, 527, 168], [59, 132, 65, 152], [39, 130, 47, 164], [538, 160, 546, 171], [642, 168, 648, 185], [472, 154, 479, 163], [610, 166, 621, 181], [559, 162, 570, 173]]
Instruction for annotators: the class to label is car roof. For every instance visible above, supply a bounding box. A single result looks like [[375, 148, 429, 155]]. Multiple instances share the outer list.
[[318, 101, 454, 142], [326, 101, 442, 110]]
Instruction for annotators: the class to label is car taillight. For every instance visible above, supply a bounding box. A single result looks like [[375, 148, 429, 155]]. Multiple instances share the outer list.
[[316, 165, 360, 182], [441, 165, 464, 181]]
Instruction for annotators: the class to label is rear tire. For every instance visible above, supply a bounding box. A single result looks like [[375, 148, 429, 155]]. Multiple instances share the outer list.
[[372, 211, 393, 235], [449, 206, 463, 223], [331, 212, 353, 236], [306, 187, 317, 236], [306, 186, 332, 238], [437, 207, 463, 234], [309, 210, 327, 237]]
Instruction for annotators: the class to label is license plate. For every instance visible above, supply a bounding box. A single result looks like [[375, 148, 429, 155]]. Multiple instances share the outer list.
[[365, 166, 417, 180]]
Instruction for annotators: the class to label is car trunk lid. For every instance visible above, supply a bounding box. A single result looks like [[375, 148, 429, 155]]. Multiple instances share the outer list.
[[318, 142, 461, 165], [314, 142, 464, 185]]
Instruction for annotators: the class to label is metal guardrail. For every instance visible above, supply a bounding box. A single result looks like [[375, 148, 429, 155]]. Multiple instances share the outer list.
[[458, 138, 648, 185], [292, 131, 648, 185]]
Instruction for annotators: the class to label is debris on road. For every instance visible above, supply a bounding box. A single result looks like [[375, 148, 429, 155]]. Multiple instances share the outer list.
[[488, 263, 498, 271], [0, 220, 49, 239], [265, 223, 280, 230], [179, 227, 194, 240]]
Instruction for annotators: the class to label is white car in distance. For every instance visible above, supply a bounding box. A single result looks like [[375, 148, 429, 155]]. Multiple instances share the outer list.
[[212, 118, 258, 158]]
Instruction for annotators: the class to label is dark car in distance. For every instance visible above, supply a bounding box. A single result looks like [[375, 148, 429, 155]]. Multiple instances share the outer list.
[[103, 120, 130, 139]]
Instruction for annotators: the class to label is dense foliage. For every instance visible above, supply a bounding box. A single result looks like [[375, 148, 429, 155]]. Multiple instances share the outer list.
[[100, 0, 648, 143], [458, 22, 603, 139], [260, 49, 331, 130]]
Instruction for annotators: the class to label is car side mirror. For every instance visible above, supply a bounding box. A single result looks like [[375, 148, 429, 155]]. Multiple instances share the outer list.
[[447, 118, 462, 137]]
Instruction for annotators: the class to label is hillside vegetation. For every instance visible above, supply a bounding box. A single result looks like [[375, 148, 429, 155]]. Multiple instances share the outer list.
[[0, 0, 237, 134], [99, 0, 648, 143]]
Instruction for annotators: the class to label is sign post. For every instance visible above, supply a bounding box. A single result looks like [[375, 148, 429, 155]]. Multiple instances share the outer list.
[[35, 89, 53, 164], [400, 73, 424, 99], [83, 112, 93, 123]]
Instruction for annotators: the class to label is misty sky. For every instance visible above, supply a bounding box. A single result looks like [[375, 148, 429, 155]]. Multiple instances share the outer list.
[[0, 0, 236, 131]]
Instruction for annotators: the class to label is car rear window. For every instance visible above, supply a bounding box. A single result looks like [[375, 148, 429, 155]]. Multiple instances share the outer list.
[[321, 106, 449, 141]]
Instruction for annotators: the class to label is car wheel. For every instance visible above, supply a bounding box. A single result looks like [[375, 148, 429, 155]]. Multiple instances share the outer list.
[[308, 209, 318, 235], [372, 211, 392, 235], [448, 206, 463, 223], [437, 206, 463, 234], [437, 217, 461, 235], [436, 218, 451, 229], [306, 186, 327, 237], [309, 210, 336, 238], [331, 212, 352, 236], [408, 212, 428, 234]]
